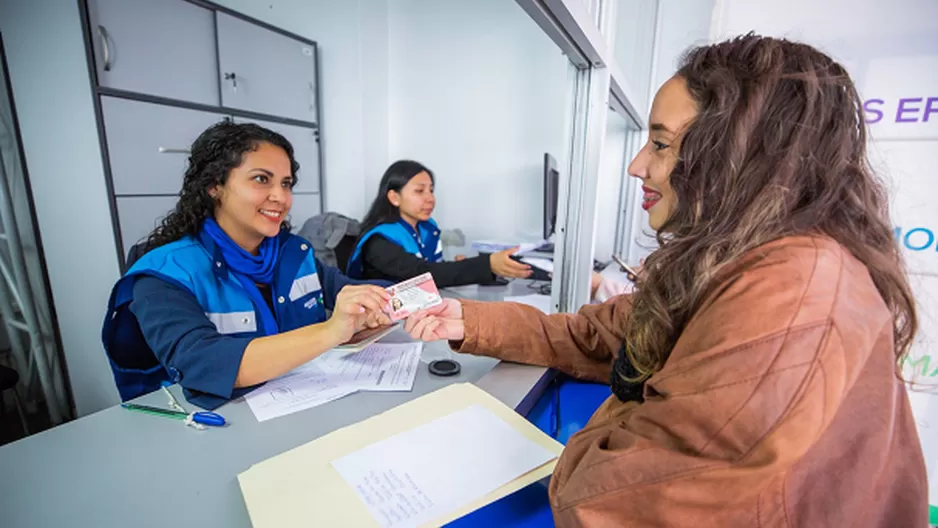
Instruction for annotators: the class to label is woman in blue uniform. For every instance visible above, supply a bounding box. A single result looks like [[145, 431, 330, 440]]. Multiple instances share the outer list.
[[102, 121, 391, 409], [347, 160, 533, 287]]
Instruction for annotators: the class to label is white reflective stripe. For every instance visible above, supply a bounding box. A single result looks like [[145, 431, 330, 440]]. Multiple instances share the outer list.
[[436, 239, 443, 254], [206, 311, 256, 334], [289, 273, 322, 301]]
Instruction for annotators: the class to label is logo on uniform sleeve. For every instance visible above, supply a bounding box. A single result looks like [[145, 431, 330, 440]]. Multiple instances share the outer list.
[[303, 296, 322, 310], [289, 273, 322, 301]]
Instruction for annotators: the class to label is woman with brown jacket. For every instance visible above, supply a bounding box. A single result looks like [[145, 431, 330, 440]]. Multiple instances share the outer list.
[[405, 35, 928, 526]]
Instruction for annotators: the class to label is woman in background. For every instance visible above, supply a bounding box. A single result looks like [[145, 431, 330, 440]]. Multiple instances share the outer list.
[[346, 160, 532, 287]]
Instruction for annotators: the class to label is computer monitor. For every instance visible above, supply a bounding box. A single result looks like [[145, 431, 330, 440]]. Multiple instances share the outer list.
[[543, 153, 559, 240]]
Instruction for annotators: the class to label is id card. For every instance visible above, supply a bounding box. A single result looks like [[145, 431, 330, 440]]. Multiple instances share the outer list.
[[385, 272, 443, 321]]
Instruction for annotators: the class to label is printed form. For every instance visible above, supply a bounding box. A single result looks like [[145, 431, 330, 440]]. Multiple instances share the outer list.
[[245, 342, 423, 421], [331, 405, 556, 528]]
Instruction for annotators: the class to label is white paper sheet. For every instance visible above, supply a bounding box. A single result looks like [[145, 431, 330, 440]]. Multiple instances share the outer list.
[[315, 343, 423, 392], [471, 240, 548, 255], [330, 404, 557, 528], [244, 365, 358, 422], [244, 343, 423, 421], [504, 294, 552, 314]]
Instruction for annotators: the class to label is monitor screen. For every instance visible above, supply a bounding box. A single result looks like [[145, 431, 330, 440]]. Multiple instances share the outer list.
[[543, 153, 558, 240]]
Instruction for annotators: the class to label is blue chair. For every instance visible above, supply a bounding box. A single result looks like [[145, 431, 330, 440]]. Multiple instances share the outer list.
[[447, 376, 611, 527]]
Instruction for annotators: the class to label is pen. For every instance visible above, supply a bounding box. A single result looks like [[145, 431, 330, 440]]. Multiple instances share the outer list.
[[121, 403, 226, 426], [611, 255, 639, 283]]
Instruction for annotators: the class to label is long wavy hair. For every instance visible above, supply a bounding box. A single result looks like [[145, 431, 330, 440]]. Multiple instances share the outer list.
[[359, 160, 434, 236], [622, 34, 917, 381], [144, 120, 300, 249]]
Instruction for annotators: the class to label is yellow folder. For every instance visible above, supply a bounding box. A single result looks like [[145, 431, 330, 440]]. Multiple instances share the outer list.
[[238, 383, 564, 527]]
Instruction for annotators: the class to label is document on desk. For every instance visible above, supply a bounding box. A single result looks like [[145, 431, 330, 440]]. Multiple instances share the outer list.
[[238, 383, 565, 528], [504, 294, 552, 314], [244, 343, 423, 421], [331, 405, 555, 528], [316, 342, 422, 392], [244, 365, 358, 422]]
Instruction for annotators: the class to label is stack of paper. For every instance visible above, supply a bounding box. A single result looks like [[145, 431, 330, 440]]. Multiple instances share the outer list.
[[245, 342, 423, 422], [238, 383, 565, 528], [471, 240, 549, 255]]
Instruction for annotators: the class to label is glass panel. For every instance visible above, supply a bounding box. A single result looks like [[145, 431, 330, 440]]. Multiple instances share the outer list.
[[611, 0, 658, 115], [0, 37, 71, 442], [594, 106, 630, 262], [386, 0, 577, 260]]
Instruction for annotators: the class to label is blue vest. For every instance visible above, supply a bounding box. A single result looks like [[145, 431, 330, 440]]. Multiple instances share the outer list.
[[101, 230, 327, 401], [346, 218, 443, 278]]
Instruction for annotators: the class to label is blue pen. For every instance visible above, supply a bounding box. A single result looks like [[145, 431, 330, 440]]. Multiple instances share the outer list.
[[121, 403, 226, 426], [147, 381, 227, 427]]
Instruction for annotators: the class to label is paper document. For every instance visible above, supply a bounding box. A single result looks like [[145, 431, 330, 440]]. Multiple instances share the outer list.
[[331, 405, 556, 528], [471, 240, 548, 255], [238, 383, 564, 528], [244, 366, 358, 422], [244, 343, 423, 421], [504, 294, 552, 314], [316, 343, 423, 392]]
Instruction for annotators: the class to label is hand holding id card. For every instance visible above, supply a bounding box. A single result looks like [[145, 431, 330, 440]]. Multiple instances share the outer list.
[[384, 272, 443, 322]]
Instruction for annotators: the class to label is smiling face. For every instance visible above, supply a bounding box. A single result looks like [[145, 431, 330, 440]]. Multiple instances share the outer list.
[[627, 76, 699, 231], [389, 170, 435, 227], [212, 141, 294, 253]]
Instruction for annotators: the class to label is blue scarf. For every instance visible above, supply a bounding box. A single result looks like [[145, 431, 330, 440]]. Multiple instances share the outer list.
[[202, 218, 280, 335]]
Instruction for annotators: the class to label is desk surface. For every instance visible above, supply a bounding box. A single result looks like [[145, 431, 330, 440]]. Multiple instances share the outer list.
[[0, 280, 552, 528]]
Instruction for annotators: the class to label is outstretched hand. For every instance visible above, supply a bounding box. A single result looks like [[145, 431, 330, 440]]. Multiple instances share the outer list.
[[403, 298, 465, 342]]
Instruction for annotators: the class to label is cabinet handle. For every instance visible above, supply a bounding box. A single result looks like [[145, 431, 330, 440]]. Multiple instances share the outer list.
[[158, 147, 190, 154], [97, 25, 112, 72], [224, 72, 238, 93]]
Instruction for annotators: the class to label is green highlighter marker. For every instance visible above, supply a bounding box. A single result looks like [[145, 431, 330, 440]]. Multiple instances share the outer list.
[[121, 403, 226, 426]]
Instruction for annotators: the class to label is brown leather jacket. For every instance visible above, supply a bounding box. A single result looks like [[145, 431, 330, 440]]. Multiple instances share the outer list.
[[455, 236, 927, 526]]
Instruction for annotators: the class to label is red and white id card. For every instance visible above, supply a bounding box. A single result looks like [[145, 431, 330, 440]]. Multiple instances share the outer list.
[[385, 272, 443, 322]]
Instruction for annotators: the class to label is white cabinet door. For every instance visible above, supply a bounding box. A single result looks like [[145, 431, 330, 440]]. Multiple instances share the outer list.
[[102, 97, 228, 196], [116, 196, 179, 256], [88, 0, 219, 105], [216, 12, 318, 122]]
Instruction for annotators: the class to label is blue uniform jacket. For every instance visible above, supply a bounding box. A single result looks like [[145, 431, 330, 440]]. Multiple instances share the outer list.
[[102, 230, 387, 409], [346, 218, 443, 278]]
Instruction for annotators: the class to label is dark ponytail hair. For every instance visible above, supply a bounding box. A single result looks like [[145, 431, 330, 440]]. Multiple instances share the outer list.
[[144, 120, 299, 250], [359, 160, 434, 236]]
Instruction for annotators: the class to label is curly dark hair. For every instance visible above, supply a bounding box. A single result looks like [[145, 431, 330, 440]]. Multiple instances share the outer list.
[[621, 34, 917, 382], [144, 120, 300, 250]]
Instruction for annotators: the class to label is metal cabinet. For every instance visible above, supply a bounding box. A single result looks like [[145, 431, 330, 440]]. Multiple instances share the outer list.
[[81, 0, 323, 269], [115, 196, 179, 256], [102, 97, 228, 196], [87, 0, 219, 105], [216, 12, 319, 122]]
